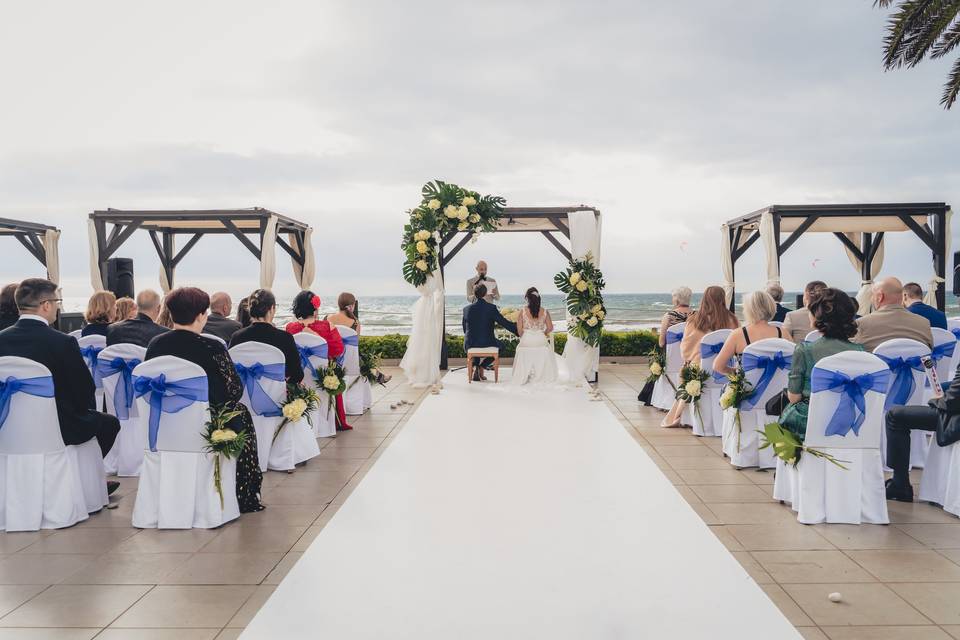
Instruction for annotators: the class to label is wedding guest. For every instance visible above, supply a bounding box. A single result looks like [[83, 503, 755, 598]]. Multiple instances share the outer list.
[[783, 280, 826, 342], [0, 283, 19, 331], [903, 281, 947, 330], [658, 286, 693, 347], [229, 289, 303, 384], [326, 292, 392, 384], [107, 289, 169, 347], [713, 290, 784, 376], [285, 290, 351, 430], [81, 290, 117, 337], [203, 291, 243, 342], [146, 287, 263, 512], [236, 296, 252, 328], [114, 296, 137, 322], [854, 277, 933, 351], [780, 288, 863, 441], [766, 283, 790, 322], [466, 260, 500, 303], [0, 279, 120, 494]]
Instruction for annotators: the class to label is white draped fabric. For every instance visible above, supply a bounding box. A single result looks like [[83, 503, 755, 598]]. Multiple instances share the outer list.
[[563, 210, 603, 382], [841, 232, 886, 312], [924, 209, 951, 307], [260, 215, 278, 289], [87, 220, 105, 291], [43, 229, 60, 285], [290, 229, 316, 289], [759, 212, 780, 286], [721, 223, 735, 307], [400, 273, 445, 388]]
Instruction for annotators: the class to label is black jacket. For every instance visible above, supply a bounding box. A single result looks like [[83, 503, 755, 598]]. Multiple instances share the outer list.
[[229, 322, 304, 384], [203, 312, 243, 343], [462, 299, 517, 351], [81, 323, 110, 337], [106, 313, 169, 347]]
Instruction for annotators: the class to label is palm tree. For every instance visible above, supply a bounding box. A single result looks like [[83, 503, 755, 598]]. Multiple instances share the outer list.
[[876, 0, 960, 108]]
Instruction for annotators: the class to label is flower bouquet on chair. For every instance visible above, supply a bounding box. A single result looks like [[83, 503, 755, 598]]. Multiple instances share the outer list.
[[758, 422, 849, 469], [719, 367, 752, 452], [274, 383, 321, 444], [317, 361, 347, 419], [676, 363, 710, 424], [355, 346, 384, 389], [202, 404, 249, 510]]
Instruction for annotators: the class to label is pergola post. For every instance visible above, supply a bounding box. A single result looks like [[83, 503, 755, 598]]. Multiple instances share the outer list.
[[934, 210, 947, 310]]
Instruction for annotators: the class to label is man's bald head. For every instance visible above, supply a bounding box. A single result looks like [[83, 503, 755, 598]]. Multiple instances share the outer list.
[[872, 277, 904, 310], [476, 261, 487, 276], [210, 292, 232, 316], [136, 289, 161, 319]]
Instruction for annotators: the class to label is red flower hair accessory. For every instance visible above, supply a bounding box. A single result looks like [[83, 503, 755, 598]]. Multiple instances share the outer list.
[[311, 295, 321, 310]]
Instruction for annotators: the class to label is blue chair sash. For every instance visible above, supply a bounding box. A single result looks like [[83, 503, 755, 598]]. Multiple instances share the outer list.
[[95, 357, 142, 419], [665, 331, 683, 345], [951, 327, 960, 342], [234, 362, 285, 417], [811, 368, 891, 437], [876, 353, 924, 409], [132, 374, 209, 451], [700, 343, 727, 384], [932, 341, 956, 365], [741, 351, 792, 410], [0, 375, 55, 429], [79, 345, 104, 387], [296, 343, 329, 378]]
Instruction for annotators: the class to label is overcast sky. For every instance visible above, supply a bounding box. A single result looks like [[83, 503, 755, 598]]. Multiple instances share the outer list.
[[2, 1, 959, 300]]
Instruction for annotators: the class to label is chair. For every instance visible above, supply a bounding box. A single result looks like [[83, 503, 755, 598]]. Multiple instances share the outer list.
[[923, 328, 957, 403], [651, 322, 685, 411], [230, 342, 319, 472], [68, 329, 82, 339], [721, 338, 795, 469], [775, 351, 891, 524], [467, 348, 499, 383], [201, 333, 226, 346], [337, 326, 371, 415], [804, 330, 823, 343], [130, 356, 239, 529], [96, 344, 147, 477], [948, 317, 960, 343], [0, 357, 90, 530], [77, 334, 106, 410], [873, 338, 931, 470], [688, 329, 733, 437], [919, 436, 960, 517], [292, 333, 336, 437]]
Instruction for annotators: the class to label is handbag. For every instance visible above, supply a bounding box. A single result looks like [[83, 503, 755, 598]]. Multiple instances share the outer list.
[[637, 379, 655, 406], [764, 389, 789, 417]]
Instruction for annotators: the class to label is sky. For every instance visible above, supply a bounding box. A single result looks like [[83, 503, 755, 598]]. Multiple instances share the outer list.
[[2, 0, 960, 300]]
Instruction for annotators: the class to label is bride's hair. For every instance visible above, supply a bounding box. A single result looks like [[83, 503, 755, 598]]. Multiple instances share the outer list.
[[525, 287, 541, 318]]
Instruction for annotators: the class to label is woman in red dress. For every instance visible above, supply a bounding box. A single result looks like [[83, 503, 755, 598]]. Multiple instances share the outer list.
[[285, 291, 351, 430]]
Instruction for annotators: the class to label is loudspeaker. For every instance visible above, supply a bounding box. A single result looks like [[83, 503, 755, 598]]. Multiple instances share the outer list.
[[795, 294, 804, 309], [106, 258, 134, 299], [56, 312, 84, 334], [954, 251, 960, 295]]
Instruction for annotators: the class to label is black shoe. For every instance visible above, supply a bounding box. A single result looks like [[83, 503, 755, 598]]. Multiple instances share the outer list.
[[472, 371, 482, 382], [885, 478, 914, 502], [107, 481, 120, 496], [483, 364, 494, 371]]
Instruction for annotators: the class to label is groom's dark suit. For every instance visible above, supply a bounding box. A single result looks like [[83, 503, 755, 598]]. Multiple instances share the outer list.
[[462, 299, 517, 368]]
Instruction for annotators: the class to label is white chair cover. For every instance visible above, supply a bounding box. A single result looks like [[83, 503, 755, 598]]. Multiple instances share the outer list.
[[769, 321, 784, 328], [130, 356, 239, 529], [201, 333, 227, 346], [68, 329, 82, 339], [337, 325, 372, 415], [651, 322, 685, 411], [293, 333, 336, 438], [919, 439, 960, 516], [230, 342, 319, 472], [804, 330, 822, 343], [0, 357, 89, 531], [948, 317, 960, 343], [97, 344, 147, 477], [689, 329, 732, 437], [923, 328, 957, 403], [873, 338, 932, 470], [77, 334, 106, 410], [722, 338, 795, 469]]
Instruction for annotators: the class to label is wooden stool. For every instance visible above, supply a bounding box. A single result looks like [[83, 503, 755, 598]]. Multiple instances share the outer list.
[[466, 348, 499, 383]]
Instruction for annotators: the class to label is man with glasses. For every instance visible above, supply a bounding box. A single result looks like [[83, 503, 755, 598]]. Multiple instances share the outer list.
[[0, 278, 120, 495]]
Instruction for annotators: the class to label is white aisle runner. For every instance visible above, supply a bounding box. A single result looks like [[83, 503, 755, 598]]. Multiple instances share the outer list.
[[241, 371, 801, 639]]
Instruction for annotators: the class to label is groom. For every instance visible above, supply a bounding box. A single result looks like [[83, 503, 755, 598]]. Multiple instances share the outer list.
[[462, 282, 517, 381]]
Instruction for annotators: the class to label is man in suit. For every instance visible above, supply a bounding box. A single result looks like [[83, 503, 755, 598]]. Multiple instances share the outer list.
[[854, 277, 934, 352], [0, 279, 120, 494], [903, 281, 948, 330], [766, 283, 790, 323], [202, 291, 242, 342], [782, 280, 826, 342], [462, 283, 517, 381], [106, 289, 168, 347], [466, 261, 500, 303]]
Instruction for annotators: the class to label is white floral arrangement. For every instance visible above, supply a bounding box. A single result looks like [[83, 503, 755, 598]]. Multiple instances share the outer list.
[[554, 253, 606, 347]]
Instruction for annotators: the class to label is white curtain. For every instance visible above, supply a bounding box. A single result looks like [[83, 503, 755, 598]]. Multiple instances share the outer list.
[[260, 215, 278, 289], [924, 209, 952, 306], [563, 210, 603, 382], [289, 229, 316, 290], [721, 224, 735, 307], [759, 212, 780, 285], [43, 229, 60, 286], [400, 273, 445, 388], [159, 236, 175, 293], [87, 220, 105, 291], [842, 232, 886, 312]]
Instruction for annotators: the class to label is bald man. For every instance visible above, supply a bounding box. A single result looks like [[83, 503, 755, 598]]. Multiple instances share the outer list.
[[203, 291, 242, 342], [853, 277, 933, 351], [106, 289, 169, 347], [466, 261, 500, 303]]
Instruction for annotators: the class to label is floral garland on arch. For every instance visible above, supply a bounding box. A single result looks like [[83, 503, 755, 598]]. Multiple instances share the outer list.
[[401, 180, 506, 287], [554, 253, 606, 347]]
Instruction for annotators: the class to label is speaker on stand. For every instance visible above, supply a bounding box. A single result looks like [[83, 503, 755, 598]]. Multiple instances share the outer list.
[[106, 258, 135, 299]]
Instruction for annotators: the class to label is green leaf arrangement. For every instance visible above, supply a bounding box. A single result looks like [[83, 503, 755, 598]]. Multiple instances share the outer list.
[[553, 252, 606, 347], [202, 404, 250, 510], [758, 422, 849, 470], [273, 383, 321, 444], [316, 362, 347, 418]]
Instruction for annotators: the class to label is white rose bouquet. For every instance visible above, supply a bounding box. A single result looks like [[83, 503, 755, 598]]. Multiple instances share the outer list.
[[316, 362, 347, 418], [273, 383, 321, 444], [202, 404, 249, 509], [554, 252, 606, 347], [675, 363, 710, 424]]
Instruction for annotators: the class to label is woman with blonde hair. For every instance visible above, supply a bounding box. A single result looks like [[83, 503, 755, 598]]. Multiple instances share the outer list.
[[81, 290, 117, 337], [713, 290, 783, 377], [114, 296, 137, 322]]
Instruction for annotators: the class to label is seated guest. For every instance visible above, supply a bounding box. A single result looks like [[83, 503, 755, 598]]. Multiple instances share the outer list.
[[767, 283, 790, 322], [81, 290, 116, 337], [658, 286, 693, 347], [146, 287, 263, 512], [236, 296, 252, 328], [0, 283, 19, 331], [0, 279, 120, 494], [783, 280, 826, 342], [203, 291, 242, 342], [114, 296, 137, 322], [156, 304, 174, 329], [854, 277, 934, 351], [903, 281, 947, 330], [326, 292, 391, 384], [714, 290, 784, 377], [106, 289, 169, 347], [780, 288, 863, 441], [229, 289, 303, 384]]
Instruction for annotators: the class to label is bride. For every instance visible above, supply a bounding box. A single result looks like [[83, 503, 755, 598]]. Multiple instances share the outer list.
[[511, 287, 559, 385]]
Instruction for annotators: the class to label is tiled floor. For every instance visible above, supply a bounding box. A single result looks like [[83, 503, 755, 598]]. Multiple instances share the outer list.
[[0, 364, 958, 638]]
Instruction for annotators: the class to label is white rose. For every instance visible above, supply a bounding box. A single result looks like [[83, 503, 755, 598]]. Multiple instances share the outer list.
[[597, 310, 605, 319], [462, 195, 477, 206], [719, 387, 735, 409], [684, 380, 702, 398], [322, 375, 341, 390], [468, 214, 480, 223], [444, 205, 459, 218], [415, 259, 428, 271], [416, 240, 428, 254], [591, 304, 602, 314], [457, 206, 469, 220], [569, 272, 582, 286], [427, 199, 441, 210], [649, 362, 662, 376], [586, 316, 598, 327], [457, 221, 469, 231], [575, 280, 588, 292], [416, 230, 430, 241]]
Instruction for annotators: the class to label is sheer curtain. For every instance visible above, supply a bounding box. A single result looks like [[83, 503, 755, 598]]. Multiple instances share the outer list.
[[721, 224, 734, 307], [290, 229, 316, 290], [400, 273, 445, 388], [87, 220, 105, 291], [842, 232, 885, 312], [259, 215, 278, 289]]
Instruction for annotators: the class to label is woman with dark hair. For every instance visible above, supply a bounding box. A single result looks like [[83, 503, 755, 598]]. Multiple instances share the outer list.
[[779, 287, 863, 441], [0, 283, 19, 330], [284, 290, 351, 430], [230, 289, 303, 384], [236, 296, 251, 328], [511, 287, 558, 385], [145, 287, 264, 512]]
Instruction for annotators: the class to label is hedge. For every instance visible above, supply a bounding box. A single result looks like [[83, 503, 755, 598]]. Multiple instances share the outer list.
[[359, 330, 657, 359]]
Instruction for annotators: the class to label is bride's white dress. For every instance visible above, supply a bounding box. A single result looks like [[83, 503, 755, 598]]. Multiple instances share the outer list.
[[511, 308, 559, 385]]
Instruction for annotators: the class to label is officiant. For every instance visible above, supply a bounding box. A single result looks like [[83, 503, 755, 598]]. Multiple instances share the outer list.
[[466, 260, 500, 303]]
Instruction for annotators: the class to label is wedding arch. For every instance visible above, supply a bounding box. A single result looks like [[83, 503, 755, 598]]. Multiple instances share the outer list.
[[722, 202, 951, 311], [87, 208, 315, 292], [0, 217, 60, 284]]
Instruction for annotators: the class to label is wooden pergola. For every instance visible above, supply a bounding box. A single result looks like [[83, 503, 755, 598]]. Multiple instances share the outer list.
[[0, 217, 60, 282]]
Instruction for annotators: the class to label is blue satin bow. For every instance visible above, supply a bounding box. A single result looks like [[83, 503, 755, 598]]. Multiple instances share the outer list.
[[741, 351, 792, 410], [95, 357, 142, 419], [876, 353, 925, 409], [699, 343, 728, 384], [811, 367, 891, 437], [0, 375, 55, 429], [338, 334, 359, 366], [132, 374, 209, 451], [79, 345, 104, 386], [234, 362, 285, 417], [296, 343, 329, 377], [665, 331, 683, 345], [951, 327, 960, 342], [932, 341, 956, 364]]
